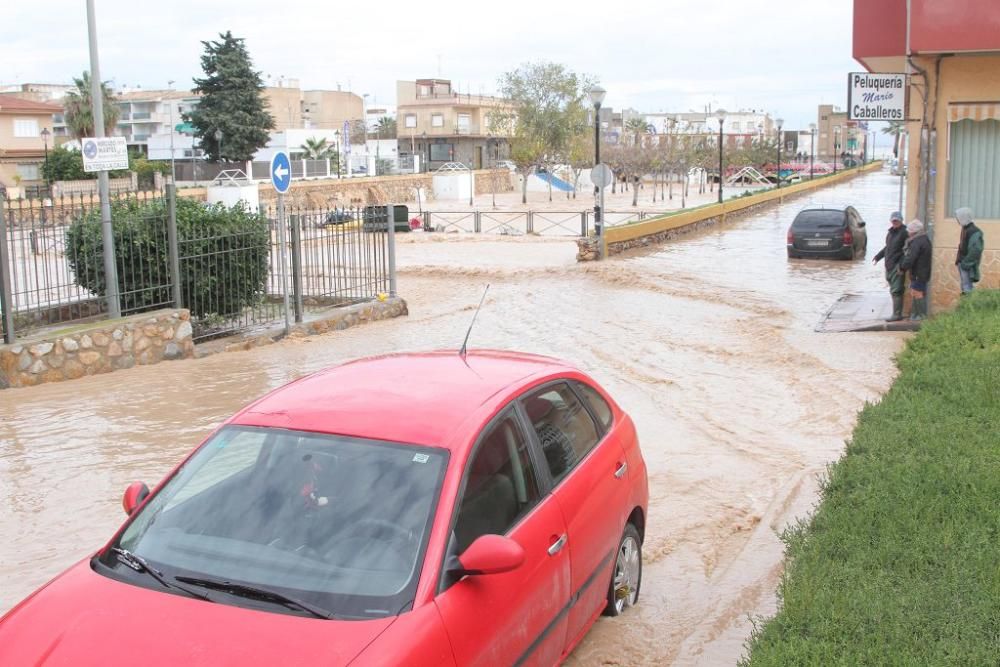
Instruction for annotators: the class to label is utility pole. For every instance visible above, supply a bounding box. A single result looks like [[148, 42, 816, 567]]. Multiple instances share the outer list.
[[86, 0, 120, 318]]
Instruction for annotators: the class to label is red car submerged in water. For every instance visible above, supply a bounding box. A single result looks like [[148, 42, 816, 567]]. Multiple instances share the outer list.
[[0, 351, 648, 666]]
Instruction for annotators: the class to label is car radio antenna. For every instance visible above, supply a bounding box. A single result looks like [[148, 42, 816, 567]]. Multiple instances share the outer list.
[[459, 284, 490, 359]]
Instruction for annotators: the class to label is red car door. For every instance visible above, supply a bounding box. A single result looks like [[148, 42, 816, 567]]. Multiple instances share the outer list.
[[520, 381, 631, 650], [435, 411, 571, 666]]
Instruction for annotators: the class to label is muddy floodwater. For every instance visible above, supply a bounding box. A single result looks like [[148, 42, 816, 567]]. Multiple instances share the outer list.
[[1, 171, 907, 664]]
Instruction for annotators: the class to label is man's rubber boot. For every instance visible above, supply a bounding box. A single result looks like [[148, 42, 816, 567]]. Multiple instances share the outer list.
[[886, 294, 904, 322], [909, 297, 927, 321]]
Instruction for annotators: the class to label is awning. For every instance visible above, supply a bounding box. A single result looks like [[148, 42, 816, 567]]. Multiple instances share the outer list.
[[949, 103, 1000, 122]]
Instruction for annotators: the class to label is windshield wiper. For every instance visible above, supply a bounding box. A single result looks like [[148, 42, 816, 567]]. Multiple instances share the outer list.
[[112, 548, 213, 603], [175, 575, 334, 619]]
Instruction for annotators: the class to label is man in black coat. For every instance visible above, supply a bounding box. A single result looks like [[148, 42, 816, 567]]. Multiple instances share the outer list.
[[873, 210, 908, 321], [899, 219, 932, 320]]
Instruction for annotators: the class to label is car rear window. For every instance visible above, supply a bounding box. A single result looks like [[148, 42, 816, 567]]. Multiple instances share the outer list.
[[792, 210, 845, 229]]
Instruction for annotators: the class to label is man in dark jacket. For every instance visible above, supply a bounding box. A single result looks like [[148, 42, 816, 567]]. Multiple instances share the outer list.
[[899, 219, 932, 320], [873, 210, 908, 321], [955, 207, 985, 294]]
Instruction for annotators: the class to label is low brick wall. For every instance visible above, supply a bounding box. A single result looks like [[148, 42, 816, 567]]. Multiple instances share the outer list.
[[0, 309, 194, 389], [579, 162, 884, 260]]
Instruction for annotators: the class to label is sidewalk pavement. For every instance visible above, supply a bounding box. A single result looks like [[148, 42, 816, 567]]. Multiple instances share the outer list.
[[816, 291, 922, 333]]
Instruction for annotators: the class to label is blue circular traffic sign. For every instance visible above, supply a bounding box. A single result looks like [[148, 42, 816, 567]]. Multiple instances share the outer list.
[[271, 152, 291, 194]]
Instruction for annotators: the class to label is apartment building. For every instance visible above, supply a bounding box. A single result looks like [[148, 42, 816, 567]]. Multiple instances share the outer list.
[[396, 79, 510, 170], [1, 83, 73, 138], [643, 110, 773, 137], [815, 104, 866, 160], [116, 89, 201, 149], [0, 96, 61, 189]]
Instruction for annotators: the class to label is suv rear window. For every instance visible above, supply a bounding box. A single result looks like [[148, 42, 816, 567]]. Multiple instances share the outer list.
[[792, 210, 846, 229]]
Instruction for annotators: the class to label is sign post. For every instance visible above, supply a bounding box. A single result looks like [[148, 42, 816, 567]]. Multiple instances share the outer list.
[[86, 0, 122, 318], [271, 151, 293, 335], [591, 163, 613, 260]]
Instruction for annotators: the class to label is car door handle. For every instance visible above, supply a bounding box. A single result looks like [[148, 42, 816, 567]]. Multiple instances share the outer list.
[[548, 534, 567, 556], [614, 462, 628, 479]]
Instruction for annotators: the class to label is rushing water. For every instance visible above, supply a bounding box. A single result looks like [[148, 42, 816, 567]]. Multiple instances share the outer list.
[[0, 170, 907, 665]]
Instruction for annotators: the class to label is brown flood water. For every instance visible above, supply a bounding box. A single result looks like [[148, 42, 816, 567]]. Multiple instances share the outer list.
[[0, 170, 907, 665]]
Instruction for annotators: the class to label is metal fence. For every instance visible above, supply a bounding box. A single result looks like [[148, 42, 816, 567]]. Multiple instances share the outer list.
[[0, 190, 395, 344], [419, 209, 656, 237]]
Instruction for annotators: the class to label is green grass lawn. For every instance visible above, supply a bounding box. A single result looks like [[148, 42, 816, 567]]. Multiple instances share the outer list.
[[742, 290, 1000, 666]]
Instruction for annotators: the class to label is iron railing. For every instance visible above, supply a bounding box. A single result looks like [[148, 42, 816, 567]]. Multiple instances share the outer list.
[[0, 191, 396, 344], [0, 190, 172, 339]]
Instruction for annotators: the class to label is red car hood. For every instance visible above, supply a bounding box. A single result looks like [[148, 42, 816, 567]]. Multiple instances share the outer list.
[[0, 560, 395, 666]]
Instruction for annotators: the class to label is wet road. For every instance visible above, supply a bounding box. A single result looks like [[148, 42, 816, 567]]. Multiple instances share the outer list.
[[0, 170, 907, 665]]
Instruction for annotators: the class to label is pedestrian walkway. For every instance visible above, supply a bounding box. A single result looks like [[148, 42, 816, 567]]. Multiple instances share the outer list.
[[816, 291, 921, 332]]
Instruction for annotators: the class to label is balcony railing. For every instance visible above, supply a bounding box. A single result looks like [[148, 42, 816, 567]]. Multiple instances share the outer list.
[[132, 112, 151, 120]]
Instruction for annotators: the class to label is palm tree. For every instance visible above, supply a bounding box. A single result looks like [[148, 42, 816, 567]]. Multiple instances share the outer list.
[[375, 116, 397, 139], [624, 118, 654, 148], [299, 137, 334, 159], [63, 71, 120, 139], [882, 121, 904, 157]]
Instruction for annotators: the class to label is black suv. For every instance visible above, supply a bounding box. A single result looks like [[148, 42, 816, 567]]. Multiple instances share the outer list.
[[786, 205, 867, 260]]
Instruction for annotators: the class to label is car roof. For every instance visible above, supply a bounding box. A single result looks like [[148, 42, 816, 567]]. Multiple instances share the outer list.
[[229, 350, 574, 449], [799, 204, 848, 212]]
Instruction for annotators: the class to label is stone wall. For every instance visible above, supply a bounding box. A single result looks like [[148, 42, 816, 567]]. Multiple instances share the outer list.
[[0, 309, 194, 389], [215, 297, 409, 353], [178, 171, 513, 210]]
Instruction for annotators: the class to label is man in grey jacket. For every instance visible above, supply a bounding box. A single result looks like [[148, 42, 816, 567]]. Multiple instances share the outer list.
[[873, 210, 908, 321]]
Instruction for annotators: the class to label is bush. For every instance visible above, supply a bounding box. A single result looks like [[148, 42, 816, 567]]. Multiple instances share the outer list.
[[66, 197, 270, 319]]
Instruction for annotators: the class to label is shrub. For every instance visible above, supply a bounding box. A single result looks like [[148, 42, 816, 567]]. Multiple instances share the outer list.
[[66, 197, 270, 319]]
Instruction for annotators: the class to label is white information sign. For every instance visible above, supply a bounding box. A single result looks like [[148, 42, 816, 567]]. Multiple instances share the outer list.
[[847, 73, 907, 121], [81, 137, 129, 172]]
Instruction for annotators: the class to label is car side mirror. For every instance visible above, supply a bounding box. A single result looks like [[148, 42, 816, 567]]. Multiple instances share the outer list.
[[122, 481, 150, 516], [452, 535, 525, 577]]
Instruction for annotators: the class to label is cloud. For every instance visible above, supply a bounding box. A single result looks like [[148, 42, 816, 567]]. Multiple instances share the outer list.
[[2, 0, 862, 128]]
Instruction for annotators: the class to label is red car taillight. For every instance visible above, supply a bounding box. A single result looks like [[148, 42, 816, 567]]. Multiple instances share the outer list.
[[787, 228, 795, 244], [843, 229, 853, 245]]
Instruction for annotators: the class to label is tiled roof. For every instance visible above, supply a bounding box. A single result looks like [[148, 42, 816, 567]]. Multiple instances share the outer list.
[[0, 96, 63, 113]]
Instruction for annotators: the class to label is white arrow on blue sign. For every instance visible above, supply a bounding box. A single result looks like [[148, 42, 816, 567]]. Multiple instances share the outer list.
[[271, 151, 291, 193]]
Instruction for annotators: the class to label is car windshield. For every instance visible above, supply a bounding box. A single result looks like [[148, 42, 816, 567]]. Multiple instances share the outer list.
[[96, 426, 447, 619], [793, 210, 845, 229]]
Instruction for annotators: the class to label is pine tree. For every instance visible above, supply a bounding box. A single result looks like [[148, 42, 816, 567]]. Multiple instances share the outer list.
[[187, 31, 274, 163]]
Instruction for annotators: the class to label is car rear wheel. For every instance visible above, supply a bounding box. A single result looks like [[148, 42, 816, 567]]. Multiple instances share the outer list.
[[604, 523, 642, 616]]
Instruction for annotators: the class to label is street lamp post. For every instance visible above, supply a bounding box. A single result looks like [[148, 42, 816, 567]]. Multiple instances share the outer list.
[[214, 128, 223, 164], [588, 86, 606, 258], [167, 80, 177, 184], [809, 123, 816, 180], [775, 118, 784, 188], [40, 127, 51, 190], [716, 109, 726, 204], [833, 126, 841, 174]]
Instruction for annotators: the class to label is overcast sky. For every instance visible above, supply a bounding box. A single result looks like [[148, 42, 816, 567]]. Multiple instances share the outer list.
[[2, 0, 878, 137]]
